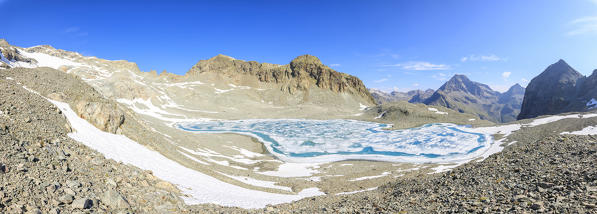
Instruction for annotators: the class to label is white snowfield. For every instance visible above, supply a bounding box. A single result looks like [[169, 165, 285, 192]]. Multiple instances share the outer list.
[[335, 187, 378, 196], [561, 126, 597, 135], [47, 99, 324, 209], [427, 107, 448, 115], [587, 98, 597, 109]]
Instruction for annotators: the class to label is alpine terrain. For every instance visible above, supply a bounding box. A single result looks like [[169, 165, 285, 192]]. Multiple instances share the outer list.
[[0, 38, 596, 213]]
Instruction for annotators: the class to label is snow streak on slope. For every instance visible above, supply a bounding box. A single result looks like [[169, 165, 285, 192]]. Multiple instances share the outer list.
[[561, 126, 597, 135], [47, 99, 324, 209], [587, 98, 597, 109]]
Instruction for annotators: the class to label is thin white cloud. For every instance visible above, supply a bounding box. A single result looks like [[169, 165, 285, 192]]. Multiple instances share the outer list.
[[64, 26, 88, 37], [386, 61, 451, 71], [65, 27, 80, 33], [374, 78, 389, 83], [461, 54, 503, 62], [330, 64, 341, 67], [412, 83, 420, 87], [502, 71, 511, 79], [568, 16, 597, 35], [432, 72, 449, 81]]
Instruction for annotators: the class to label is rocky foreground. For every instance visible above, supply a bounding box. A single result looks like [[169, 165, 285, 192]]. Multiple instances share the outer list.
[[0, 73, 194, 213], [262, 135, 597, 213]]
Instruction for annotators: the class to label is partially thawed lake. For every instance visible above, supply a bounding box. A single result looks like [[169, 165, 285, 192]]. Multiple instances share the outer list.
[[176, 119, 493, 163]]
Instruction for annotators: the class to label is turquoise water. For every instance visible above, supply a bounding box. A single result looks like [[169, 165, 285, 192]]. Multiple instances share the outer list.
[[175, 119, 491, 163]]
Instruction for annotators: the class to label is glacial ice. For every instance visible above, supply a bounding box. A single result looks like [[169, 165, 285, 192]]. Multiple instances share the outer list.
[[176, 120, 493, 163]]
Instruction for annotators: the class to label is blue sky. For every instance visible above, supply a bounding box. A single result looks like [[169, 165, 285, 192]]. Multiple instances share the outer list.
[[2, 0, 597, 92]]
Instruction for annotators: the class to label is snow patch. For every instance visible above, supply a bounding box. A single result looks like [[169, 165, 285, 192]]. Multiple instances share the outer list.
[[219, 173, 293, 192], [18, 50, 82, 69], [214, 88, 233, 94], [349, 172, 391, 181], [335, 187, 378, 196], [587, 98, 597, 109], [561, 126, 597, 135], [374, 111, 387, 119], [46, 99, 324, 208], [359, 103, 368, 111], [428, 107, 448, 115]]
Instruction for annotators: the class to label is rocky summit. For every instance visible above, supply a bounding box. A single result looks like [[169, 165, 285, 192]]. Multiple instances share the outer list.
[[519, 59, 597, 120], [423, 74, 525, 123], [188, 54, 375, 104]]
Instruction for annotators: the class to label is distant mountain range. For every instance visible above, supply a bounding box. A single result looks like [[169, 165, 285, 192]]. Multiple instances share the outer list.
[[518, 59, 597, 120], [369, 89, 434, 104], [370, 75, 525, 123]]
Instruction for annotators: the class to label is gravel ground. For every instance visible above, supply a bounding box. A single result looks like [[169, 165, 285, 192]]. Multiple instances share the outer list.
[[258, 134, 597, 213]]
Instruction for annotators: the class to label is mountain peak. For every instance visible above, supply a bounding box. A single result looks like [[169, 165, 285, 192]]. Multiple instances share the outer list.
[[447, 74, 472, 83], [505, 83, 525, 94], [536, 59, 582, 83], [437, 74, 498, 98], [209, 54, 236, 61], [0, 39, 8, 46], [290, 54, 324, 68]]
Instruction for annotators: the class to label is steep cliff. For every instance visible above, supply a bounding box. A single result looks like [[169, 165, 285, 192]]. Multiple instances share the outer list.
[[187, 54, 375, 104]]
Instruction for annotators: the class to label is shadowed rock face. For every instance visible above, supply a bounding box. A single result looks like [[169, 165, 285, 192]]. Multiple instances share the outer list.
[[0, 39, 37, 68], [424, 75, 524, 123], [187, 54, 375, 104], [498, 84, 525, 122], [518, 60, 597, 120]]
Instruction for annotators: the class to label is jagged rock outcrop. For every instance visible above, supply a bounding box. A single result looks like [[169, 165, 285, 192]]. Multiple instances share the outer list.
[[518, 60, 597, 119], [424, 75, 524, 123], [187, 54, 375, 104], [0, 39, 37, 68], [74, 101, 125, 134]]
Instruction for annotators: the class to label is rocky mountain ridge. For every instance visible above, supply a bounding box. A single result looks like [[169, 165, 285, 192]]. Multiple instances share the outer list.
[[423, 75, 525, 123], [0, 39, 376, 120], [518, 59, 597, 119], [370, 74, 525, 123], [369, 88, 434, 104], [187, 54, 375, 104]]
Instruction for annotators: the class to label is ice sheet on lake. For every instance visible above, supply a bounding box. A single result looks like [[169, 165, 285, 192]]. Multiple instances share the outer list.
[[176, 120, 493, 164]]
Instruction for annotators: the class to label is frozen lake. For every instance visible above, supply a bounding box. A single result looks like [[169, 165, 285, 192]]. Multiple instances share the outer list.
[[175, 119, 492, 163]]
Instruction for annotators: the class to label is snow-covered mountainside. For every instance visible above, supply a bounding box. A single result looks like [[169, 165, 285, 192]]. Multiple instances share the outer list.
[[0, 39, 374, 123]]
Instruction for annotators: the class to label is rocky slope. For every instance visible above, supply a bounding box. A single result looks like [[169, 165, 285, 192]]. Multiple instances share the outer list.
[[0, 69, 192, 213], [188, 54, 375, 104], [363, 101, 492, 129], [369, 88, 434, 104], [518, 59, 597, 120], [258, 116, 597, 213], [423, 74, 525, 123]]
